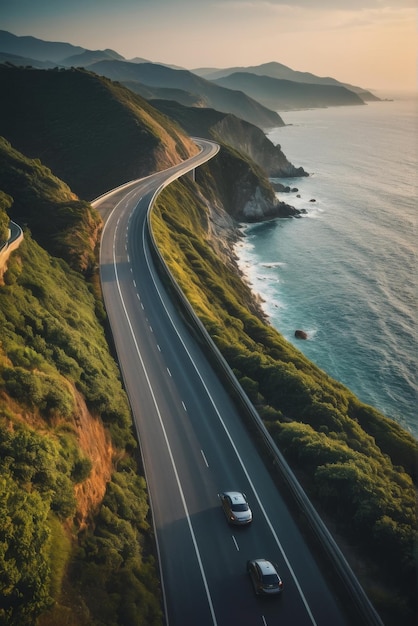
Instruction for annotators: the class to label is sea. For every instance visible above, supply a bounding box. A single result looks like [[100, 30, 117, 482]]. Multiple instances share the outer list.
[[234, 93, 417, 439]]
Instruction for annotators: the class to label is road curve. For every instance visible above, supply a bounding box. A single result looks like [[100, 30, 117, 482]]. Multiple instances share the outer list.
[[94, 139, 351, 626]]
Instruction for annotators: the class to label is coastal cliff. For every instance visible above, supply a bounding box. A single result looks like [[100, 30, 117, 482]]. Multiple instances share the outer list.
[[196, 143, 303, 222]]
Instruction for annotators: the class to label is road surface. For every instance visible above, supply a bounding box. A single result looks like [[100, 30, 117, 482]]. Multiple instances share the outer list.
[[95, 139, 351, 626]]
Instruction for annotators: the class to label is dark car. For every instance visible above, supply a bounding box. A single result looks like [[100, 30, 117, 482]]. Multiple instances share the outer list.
[[247, 559, 283, 595], [219, 491, 252, 525]]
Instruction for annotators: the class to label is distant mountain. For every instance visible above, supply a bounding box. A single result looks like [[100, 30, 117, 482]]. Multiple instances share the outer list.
[[0, 29, 85, 62], [124, 82, 208, 107], [193, 61, 380, 102], [0, 65, 199, 199], [129, 56, 152, 63], [60, 48, 125, 67], [212, 72, 365, 111], [0, 50, 56, 68], [85, 60, 284, 129]]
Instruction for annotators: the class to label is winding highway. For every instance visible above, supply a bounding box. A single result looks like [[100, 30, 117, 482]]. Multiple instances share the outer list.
[[94, 139, 351, 626]]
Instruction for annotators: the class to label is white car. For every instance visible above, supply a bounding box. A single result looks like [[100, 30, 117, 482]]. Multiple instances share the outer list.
[[219, 491, 252, 525]]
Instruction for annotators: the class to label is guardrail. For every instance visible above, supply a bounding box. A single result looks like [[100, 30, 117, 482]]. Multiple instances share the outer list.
[[145, 187, 384, 626], [0, 221, 23, 270]]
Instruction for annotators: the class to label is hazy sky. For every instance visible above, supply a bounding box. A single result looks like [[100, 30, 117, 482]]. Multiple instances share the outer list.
[[1, 0, 416, 93]]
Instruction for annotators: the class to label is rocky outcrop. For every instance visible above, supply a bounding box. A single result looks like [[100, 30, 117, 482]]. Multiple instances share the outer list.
[[271, 181, 299, 193], [295, 330, 308, 339], [198, 140, 306, 223], [241, 187, 302, 221], [210, 114, 308, 178]]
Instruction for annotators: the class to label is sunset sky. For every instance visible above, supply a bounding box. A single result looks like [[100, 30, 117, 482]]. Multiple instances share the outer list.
[[1, 0, 416, 94]]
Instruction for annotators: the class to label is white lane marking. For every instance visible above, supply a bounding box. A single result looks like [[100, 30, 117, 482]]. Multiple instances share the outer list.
[[149, 325, 153, 333], [109, 216, 219, 626], [157, 344, 161, 352], [261, 616, 267, 626], [167, 368, 172, 377], [182, 401, 187, 412], [232, 535, 239, 551], [141, 222, 318, 626], [201, 449, 209, 468]]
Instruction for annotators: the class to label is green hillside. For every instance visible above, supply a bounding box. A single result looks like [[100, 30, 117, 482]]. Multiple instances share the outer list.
[[0, 138, 101, 274], [0, 139, 163, 626], [0, 65, 198, 200]]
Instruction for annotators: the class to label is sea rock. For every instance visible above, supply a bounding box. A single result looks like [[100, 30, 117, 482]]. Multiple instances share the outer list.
[[271, 182, 291, 193], [241, 188, 302, 221], [294, 330, 308, 339]]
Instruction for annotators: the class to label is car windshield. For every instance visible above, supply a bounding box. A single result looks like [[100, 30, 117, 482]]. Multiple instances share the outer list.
[[262, 574, 279, 586], [231, 503, 248, 512]]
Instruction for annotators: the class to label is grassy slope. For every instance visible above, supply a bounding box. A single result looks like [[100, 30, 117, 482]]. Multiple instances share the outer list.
[[151, 176, 417, 626]]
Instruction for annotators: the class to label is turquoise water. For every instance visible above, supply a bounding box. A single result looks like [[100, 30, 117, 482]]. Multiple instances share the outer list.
[[235, 96, 417, 438]]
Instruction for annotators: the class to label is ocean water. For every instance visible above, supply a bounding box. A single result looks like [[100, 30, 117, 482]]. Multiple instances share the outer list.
[[235, 95, 417, 438]]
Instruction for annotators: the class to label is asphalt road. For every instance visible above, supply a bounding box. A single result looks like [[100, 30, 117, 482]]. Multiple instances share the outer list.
[[95, 139, 351, 626]]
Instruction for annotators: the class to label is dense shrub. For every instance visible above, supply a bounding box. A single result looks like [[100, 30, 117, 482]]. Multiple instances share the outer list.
[[0, 423, 82, 624], [72, 471, 162, 626]]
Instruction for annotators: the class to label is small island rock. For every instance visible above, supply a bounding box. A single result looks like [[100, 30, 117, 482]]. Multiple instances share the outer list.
[[295, 329, 308, 339]]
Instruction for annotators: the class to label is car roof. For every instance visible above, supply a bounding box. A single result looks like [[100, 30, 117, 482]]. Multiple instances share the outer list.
[[255, 559, 277, 575], [223, 491, 246, 502]]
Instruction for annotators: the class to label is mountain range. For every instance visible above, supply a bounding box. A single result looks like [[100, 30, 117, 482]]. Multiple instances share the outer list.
[[192, 61, 379, 101], [0, 30, 378, 127]]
